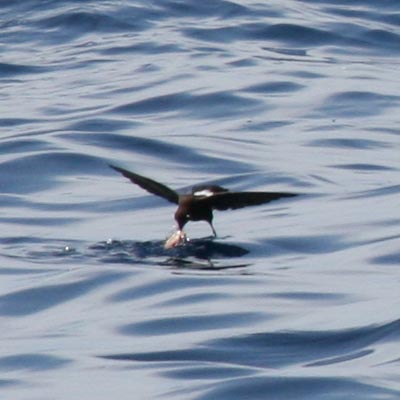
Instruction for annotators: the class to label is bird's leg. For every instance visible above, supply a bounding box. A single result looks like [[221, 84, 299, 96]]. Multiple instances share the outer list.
[[209, 222, 217, 237]]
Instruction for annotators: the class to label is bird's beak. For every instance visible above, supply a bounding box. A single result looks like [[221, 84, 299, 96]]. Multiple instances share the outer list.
[[164, 229, 187, 249]]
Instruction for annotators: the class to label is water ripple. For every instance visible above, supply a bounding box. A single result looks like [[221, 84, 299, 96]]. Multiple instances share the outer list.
[[108, 318, 399, 367], [119, 312, 264, 336], [0, 271, 126, 316], [0, 353, 71, 372], [315, 91, 400, 118], [195, 376, 399, 400], [112, 90, 262, 119]]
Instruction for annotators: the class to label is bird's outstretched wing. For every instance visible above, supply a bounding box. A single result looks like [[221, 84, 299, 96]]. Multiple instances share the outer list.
[[109, 165, 179, 204], [200, 191, 297, 211]]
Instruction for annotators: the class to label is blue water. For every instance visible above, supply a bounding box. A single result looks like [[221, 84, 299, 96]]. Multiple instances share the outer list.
[[1, 0, 400, 398]]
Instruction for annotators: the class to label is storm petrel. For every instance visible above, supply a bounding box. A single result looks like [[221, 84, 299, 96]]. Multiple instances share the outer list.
[[110, 165, 297, 247]]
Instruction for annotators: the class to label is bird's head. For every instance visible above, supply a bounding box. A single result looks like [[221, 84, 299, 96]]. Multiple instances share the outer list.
[[175, 208, 189, 230]]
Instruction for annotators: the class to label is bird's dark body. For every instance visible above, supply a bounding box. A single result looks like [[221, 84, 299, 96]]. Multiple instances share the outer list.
[[110, 164, 296, 237], [176, 194, 214, 226]]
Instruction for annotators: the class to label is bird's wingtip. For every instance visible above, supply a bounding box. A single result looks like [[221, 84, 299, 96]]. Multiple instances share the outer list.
[[109, 164, 123, 173]]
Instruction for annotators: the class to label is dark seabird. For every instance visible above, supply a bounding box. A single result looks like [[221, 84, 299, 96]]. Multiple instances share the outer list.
[[110, 165, 297, 248]]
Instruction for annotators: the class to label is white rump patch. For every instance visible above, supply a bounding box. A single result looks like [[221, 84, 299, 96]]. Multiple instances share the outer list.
[[193, 189, 214, 197]]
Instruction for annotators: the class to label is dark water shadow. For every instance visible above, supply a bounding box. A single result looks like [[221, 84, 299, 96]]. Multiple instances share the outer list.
[[102, 318, 400, 369], [0, 353, 71, 372], [1, 236, 250, 271], [193, 376, 399, 400], [118, 311, 264, 337], [88, 238, 250, 270], [0, 271, 126, 316], [101, 319, 400, 398]]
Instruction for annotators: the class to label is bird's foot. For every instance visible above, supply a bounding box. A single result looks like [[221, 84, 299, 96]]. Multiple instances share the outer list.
[[164, 230, 188, 249]]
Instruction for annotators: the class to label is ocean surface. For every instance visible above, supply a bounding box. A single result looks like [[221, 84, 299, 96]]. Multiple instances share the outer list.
[[1, 0, 400, 398]]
